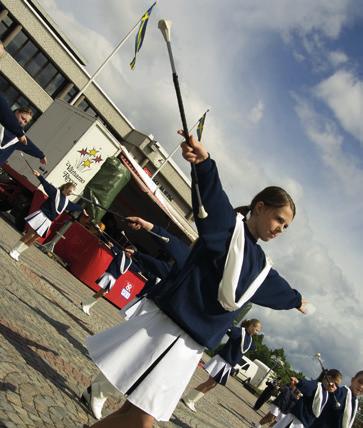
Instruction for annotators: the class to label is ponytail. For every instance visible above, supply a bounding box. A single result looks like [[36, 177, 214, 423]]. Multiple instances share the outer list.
[[234, 205, 251, 217]]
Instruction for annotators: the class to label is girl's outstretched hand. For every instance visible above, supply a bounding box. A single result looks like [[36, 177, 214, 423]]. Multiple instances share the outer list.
[[179, 130, 208, 164], [297, 298, 311, 315], [126, 216, 153, 232], [32, 169, 40, 177]]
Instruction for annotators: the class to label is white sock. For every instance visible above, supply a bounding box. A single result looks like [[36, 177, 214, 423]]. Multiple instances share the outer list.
[[82, 297, 98, 308], [184, 389, 204, 404]]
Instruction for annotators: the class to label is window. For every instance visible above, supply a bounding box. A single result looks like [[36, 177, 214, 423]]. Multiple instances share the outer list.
[[0, 73, 41, 126], [0, 13, 14, 39], [5, 25, 70, 99]]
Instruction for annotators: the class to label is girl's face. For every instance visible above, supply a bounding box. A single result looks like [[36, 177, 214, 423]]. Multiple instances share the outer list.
[[254, 203, 294, 242], [62, 185, 75, 196], [323, 376, 341, 393], [247, 323, 262, 336], [16, 111, 32, 128], [351, 374, 363, 397]]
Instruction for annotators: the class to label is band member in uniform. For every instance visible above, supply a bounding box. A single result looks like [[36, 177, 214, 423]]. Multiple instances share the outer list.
[[84, 133, 308, 428], [0, 99, 47, 167], [312, 370, 363, 428], [273, 370, 342, 428], [182, 319, 261, 412], [9, 170, 85, 261]]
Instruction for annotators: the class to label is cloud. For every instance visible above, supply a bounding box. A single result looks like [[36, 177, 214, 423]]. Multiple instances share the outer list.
[[328, 50, 349, 67], [293, 94, 363, 193], [247, 100, 265, 125], [314, 70, 363, 144]]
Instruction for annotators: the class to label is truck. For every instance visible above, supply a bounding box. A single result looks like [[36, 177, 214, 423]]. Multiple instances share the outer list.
[[235, 357, 276, 392]]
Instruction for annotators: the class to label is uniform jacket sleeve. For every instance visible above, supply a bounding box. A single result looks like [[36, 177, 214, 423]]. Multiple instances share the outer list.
[[66, 201, 83, 213], [38, 175, 57, 198], [250, 268, 302, 310], [19, 138, 45, 160], [135, 251, 171, 280], [191, 157, 236, 253], [0, 95, 24, 137], [297, 379, 317, 396], [151, 224, 190, 270]]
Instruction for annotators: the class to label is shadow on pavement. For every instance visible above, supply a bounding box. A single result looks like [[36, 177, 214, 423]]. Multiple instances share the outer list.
[[0, 321, 77, 400], [7, 290, 89, 357], [0, 381, 16, 392], [218, 402, 252, 426], [33, 288, 94, 336]]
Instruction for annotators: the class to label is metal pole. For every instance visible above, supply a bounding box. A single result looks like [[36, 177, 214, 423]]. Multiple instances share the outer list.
[[69, 14, 145, 106]]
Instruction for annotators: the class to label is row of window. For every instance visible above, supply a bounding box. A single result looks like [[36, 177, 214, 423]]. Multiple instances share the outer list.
[[0, 72, 40, 127], [0, 4, 123, 142], [0, 4, 98, 119]]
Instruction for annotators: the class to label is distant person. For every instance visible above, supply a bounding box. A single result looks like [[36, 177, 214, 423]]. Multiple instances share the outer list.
[[9, 170, 86, 261], [0, 99, 47, 167], [311, 370, 363, 428], [182, 319, 261, 413], [273, 370, 342, 428], [253, 378, 281, 411], [251, 378, 302, 427]]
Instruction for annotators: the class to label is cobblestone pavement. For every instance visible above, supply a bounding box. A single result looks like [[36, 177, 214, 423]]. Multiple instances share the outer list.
[[0, 217, 269, 428]]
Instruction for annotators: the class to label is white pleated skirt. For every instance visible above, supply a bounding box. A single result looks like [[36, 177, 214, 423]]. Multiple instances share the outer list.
[[204, 354, 231, 385], [270, 403, 282, 417], [96, 272, 116, 292], [86, 299, 204, 421], [119, 296, 146, 320], [25, 210, 52, 237], [273, 413, 303, 428]]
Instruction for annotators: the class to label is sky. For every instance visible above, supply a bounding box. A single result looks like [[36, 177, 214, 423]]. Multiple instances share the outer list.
[[38, 0, 363, 381]]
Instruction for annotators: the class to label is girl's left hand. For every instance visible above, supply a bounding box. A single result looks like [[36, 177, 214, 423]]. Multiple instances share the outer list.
[[32, 169, 40, 177], [297, 298, 309, 314]]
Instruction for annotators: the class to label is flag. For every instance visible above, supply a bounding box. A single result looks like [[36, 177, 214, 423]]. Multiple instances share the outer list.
[[196, 110, 208, 141], [130, 2, 156, 70]]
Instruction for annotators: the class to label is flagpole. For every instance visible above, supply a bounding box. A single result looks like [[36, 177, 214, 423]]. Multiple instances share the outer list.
[[151, 108, 209, 179], [70, 2, 156, 106]]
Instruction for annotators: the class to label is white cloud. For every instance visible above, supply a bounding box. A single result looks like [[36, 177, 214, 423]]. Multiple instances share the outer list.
[[293, 94, 363, 193], [314, 70, 363, 144], [328, 50, 349, 67], [247, 100, 265, 125]]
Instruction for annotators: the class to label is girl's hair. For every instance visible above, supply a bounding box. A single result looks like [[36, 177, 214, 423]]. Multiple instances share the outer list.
[[59, 182, 75, 192], [235, 186, 296, 218], [326, 369, 343, 382], [241, 318, 261, 329], [353, 370, 363, 379], [14, 106, 33, 117]]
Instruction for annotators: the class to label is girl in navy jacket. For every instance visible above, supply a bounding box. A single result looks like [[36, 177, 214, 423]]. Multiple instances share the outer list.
[[273, 370, 342, 428], [9, 170, 84, 261], [182, 319, 261, 412], [85, 133, 308, 427], [0, 100, 47, 167], [311, 370, 363, 428]]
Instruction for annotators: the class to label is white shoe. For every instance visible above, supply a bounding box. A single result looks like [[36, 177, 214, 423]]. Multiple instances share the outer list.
[[81, 386, 106, 420], [9, 250, 20, 261], [81, 304, 91, 315], [182, 398, 197, 413], [90, 395, 107, 420]]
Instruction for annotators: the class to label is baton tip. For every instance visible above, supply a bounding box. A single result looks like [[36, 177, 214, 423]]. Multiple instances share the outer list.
[[198, 206, 208, 219]]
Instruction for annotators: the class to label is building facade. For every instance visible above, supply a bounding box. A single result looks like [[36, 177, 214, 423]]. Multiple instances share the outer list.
[[0, 0, 193, 221]]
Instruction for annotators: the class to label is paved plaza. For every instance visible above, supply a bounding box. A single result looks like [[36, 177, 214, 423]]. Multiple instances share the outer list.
[[0, 217, 269, 427]]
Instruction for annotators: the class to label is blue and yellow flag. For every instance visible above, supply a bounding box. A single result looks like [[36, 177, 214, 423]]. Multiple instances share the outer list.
[[130, 2, 156, 70], [196, 110, 208, 141]]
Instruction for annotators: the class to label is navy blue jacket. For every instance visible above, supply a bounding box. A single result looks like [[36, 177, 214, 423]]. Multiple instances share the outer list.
[[273, 385, 299, 414], [150, 158, 302, 348], [291, 380, 329, 427], [37, 176, 82, 221], [0, 129, 44, 167], [311, 386, 358, 428], [218, 326, 255, 366], [0, 95, 24, 137], [136, 225, 191, 296]]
